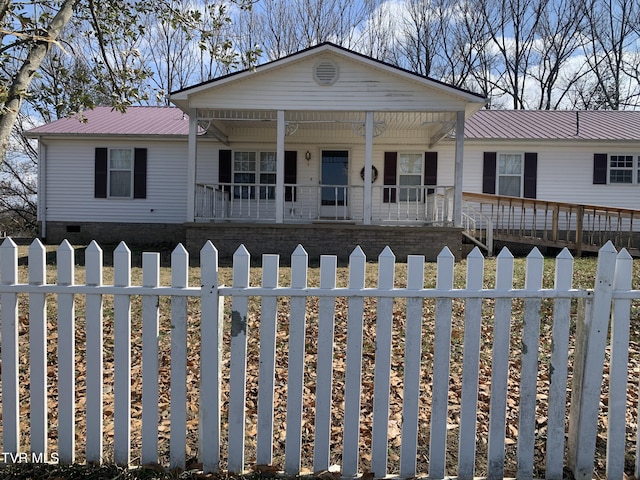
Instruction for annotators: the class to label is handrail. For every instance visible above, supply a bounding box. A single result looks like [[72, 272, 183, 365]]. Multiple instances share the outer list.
[[462, 192, 640, 256]]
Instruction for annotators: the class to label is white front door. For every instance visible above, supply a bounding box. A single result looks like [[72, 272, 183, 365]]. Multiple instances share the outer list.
[[320, 150, 349, 219]]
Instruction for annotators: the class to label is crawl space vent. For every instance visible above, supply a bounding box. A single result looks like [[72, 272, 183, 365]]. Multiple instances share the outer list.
[[314, 60, 339, 86]]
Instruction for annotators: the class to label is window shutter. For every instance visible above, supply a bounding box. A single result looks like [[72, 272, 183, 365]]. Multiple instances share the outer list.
[[219, 150, 232, 183], [285, 150, 297, 201], [94, 148, 108, 198], [593, 153, 608, 184], [523, 152, 537, 199], [219, 149, 232, 194], [133, 148, 147, 199], [383, 151, 397, 203], [424, 151, 438, 184], [482, 152, 497, 194]]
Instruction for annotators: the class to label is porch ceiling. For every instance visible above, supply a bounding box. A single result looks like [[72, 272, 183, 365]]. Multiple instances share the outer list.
[[196, 109, 458, 146]]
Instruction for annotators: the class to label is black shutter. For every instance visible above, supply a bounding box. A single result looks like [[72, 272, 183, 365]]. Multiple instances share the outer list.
[[219, 150, 232, 183], [523, 152, 537, 199], [424, 151, 438, 185], [133, 148, 147, 199], [424, 151, 438, 195], [94, 148, 108, 198], [219, 149, 232, 194], [482, 152, 497, 194], [383, 151, 397, 203], [285, 151, 297, 201], [593, 153, 608, 184]]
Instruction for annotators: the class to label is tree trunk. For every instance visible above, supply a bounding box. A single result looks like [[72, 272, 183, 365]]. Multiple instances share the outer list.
[[0, 0, 79, 161]]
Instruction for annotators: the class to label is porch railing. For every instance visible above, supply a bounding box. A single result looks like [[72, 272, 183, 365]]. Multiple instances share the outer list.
[[195, 183, 455, 224]]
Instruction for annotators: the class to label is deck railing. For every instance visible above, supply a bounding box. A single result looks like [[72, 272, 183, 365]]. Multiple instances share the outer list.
[[0, 238, 638, 479], [462, 192, 640, 256]]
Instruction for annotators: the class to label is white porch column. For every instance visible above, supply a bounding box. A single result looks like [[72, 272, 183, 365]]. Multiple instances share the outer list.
[[186, 108, 197, 223], [453, 111, 465, 228], [275, 110, 285, 223], [363, 112, 374, 225]]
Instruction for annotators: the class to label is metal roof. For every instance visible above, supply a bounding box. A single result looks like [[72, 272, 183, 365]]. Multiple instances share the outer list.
[[464, 109, 640, 141], [27, 106, 640, 142], [27, 106, 190, 136]]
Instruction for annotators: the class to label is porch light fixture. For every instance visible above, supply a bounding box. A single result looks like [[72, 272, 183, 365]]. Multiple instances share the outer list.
[[305, 150, 311, 162]]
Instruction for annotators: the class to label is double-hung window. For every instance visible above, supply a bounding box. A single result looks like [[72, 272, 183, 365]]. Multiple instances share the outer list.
[[233, 151, 256, 199], [233, 151, 277, 199], [109, 148, 134, 198], [498, 153, 522, 197], [398, 153, 422, 201], [609, 155, 634, 183]]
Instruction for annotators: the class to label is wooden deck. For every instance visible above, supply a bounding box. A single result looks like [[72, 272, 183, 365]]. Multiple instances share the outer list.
[[462, 192, 640, 257]]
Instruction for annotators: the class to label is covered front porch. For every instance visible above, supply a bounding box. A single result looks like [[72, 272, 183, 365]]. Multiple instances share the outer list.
[[169, 44, 486, 230], [184, 108, 470, 226]]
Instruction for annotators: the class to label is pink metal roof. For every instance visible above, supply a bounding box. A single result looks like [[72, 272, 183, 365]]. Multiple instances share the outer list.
[[28, 106, 640, 141], [27, 106, 190, 136], [465, 109, 640, 141]]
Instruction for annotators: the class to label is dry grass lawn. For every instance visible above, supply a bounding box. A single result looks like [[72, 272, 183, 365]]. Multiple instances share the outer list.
[[4, 244, 640, 478]]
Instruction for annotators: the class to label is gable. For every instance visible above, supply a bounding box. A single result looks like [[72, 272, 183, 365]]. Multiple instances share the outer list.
[[172, 48, 479, 113]]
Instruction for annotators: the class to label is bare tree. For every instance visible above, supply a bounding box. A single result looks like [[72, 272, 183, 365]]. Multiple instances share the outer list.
[[580, 0, 640, 109], [481, 0, 549, 109], [529, 0, 586, 109], [390, 0, 443, 77]]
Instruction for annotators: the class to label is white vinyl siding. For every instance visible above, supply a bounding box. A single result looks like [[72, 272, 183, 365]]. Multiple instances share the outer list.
[[44, 139, 188, 223], [188, 55, 468, 112]]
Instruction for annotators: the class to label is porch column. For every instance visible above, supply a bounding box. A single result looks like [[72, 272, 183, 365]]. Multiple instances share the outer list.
[[187, 108, 198, 223], [363, 112, 374, 225], [275, 110, 285, 223], [453, 111, 465, 228]]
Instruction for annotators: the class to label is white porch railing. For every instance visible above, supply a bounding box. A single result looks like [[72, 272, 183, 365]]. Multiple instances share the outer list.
[[0, 238, 638, 479], [195, 183, 455, 224]]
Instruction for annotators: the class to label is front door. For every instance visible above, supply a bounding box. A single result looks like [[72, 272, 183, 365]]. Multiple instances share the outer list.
[[320, 150, 349, 219]]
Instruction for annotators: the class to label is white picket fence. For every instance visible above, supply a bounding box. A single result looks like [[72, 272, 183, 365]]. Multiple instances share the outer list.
[[0, 237, 638, 479]]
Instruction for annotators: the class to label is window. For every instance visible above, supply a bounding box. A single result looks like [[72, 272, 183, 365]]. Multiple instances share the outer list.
[[94, 147, 146, 199], [609, 155, 634, 183], [233, 151, 277, 199], [109, 149, 134, 197], [398, 153, 422, 201], [498, 153, 522, 197]]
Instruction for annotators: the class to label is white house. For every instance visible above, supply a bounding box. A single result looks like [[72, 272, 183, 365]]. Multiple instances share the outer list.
[[27, 43, 640, 260]]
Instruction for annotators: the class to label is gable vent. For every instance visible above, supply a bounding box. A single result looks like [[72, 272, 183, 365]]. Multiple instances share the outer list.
[[314, 60, 339, 86]]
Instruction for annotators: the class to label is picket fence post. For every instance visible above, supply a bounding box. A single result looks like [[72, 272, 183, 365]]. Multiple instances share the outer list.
[[113, 242, 132, 466], [567, 241, 617, 479], [457, 247, 484, 480], [141, 251, 160, 465], [545, 247, 574, 480], [228, 245, 251, 474], [86, 241, 104, 464], [284, 245, 308, 475], [29, 239, 48, 457], [341, 246, 367, 477], [170, 244, 189, 470], [199, 241, 223, 473], [1, 238, 19, 454], [57, 240, 76, 463]]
